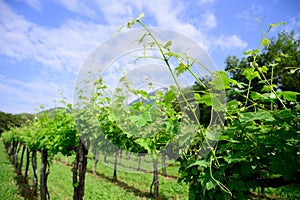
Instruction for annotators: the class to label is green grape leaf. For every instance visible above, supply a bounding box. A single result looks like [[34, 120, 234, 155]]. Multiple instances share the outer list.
[[244, 49, 259, 55], [187, 160, 209, 168], [194, 93, 201, 102], [261, 84, 277, 92], [242, 68, 261, 81], [164, 90, 176, 104], [226, 100, 239, 114], [131, 111, 152, 127], [196, 93, 212, 106], [175, 62, 187, 76], [239, 112, 254, 122], [209, 71, 237, 90], [163, 40, 172, 49], [133, 89, 148, 100], [269, 21, 285, 28], [206, 181, 216, 190], [278, 91, 299, 101], [206, 131, 219, 141], [135, 138, 152, 153], [258, 65, 268, 73], [261, 38, 270, 48], [253, 110, 275, 122], [243, 50, 254, 55]]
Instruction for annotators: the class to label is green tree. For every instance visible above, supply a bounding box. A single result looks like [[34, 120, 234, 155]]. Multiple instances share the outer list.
[[0, 111, 33, 134], [2, 107, 79, 200], [178, 25, 300, 199], [225, 31, 300, 102]]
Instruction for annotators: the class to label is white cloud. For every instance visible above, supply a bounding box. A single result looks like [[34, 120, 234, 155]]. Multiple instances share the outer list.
[[284, 14, 300, 37], [144, 0, 186, 28], [236, 11, 251, 21], [250, 3, 264, 13], [93, 0, 136, 25], [138, 0, 210, 49], [56, 0, 97, 19], [24, 0, 42, 12], [214, 35, 248, 50], [0, 0, 243, 73], [198, 0, 215, 5], [0, 1, 118, 74], [236, 3, 265, 21], [0, 75, 71, 113], [0, 0, 251, 113], [202, 11, 217, 29]]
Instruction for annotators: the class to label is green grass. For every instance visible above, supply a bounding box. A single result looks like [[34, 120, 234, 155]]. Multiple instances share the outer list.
[[47, 160, 143, 200], [17, 153, 143, 200], [0, 139, 24, 200], [4, 142, 299, 200], [60, 153, 189, 199], [264, 185, 300, 200], [4, 142, 300, 199], [85, 151, 181, 177], [14, 149, 188, 199]]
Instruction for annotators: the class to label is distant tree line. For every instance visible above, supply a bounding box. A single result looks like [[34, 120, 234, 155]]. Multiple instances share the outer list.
[[0, 111, 34, 135]]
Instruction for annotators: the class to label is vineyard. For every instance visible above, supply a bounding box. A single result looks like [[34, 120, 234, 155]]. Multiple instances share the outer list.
[[1, 16, 300, 200]]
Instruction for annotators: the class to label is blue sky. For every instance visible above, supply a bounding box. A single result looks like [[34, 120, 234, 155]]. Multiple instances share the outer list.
[[0, 0, 299, 114]]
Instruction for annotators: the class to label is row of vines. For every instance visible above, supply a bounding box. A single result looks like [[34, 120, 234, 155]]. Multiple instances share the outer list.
[[2, 107, 79, 200], [2, 15, 300, 200]]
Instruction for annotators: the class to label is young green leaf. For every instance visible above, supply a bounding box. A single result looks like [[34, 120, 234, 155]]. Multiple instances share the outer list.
[[206, 181, 216, 190], [163, 90, 176, 104], [187, 160, 209, 168], [278, 91, 299, 101], [261, 38, 270, 48], [242, 68, 261, 81], [209, 71, 237, 90], [135, 138, 152, 153], [261, 84, 277, 92], [175, 62, 187, 76], [163, 40, 172, 49]]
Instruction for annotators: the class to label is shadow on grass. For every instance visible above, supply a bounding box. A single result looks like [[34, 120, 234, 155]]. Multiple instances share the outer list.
[[4, 152, 36, 200], [14, 170, 36, 200], [60, 160, 168, 199], [91, 169, 169, 200], [97, 159, 178, 180]]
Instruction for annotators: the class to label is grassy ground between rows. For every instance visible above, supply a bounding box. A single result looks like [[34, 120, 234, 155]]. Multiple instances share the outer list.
[[15, 150, 188, 199], [0, 139, 24, 200], [3, 140, 300, 199]]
